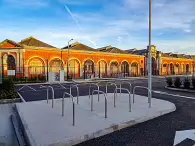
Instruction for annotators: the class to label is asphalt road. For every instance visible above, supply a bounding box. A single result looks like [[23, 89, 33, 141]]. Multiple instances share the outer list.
[[16, 77, 195, 146]]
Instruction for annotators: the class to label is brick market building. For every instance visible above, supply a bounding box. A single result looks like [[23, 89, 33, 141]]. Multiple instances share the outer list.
[[0, 36, 194, 80]]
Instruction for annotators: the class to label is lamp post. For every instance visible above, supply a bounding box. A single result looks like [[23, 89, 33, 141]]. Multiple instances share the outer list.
[[61, 49, 63, 70], [67, 38, 74, 80], [148, 0, 152, 108]]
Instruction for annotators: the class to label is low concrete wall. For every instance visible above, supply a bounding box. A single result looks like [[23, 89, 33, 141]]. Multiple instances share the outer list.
[[0, 98, 21, 104]]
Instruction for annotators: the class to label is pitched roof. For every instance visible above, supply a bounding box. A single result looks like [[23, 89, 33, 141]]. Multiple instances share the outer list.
[[0, 39, 21, 48], [125, 49, 147, 55], [19, 36, 55, 48], [98, 46, 129, 54], [62, 42, 99, 52]]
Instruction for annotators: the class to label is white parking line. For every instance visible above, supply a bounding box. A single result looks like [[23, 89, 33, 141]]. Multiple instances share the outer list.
[[153, 90, 195, 100]]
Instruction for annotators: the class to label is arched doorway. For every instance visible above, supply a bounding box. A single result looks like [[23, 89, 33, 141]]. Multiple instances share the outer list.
[[84, 60, 94, 79], [2, 54, 16, 76], [175, 64, 179, 75], [7, 55, 16, 70], [49, 58, 62, 73], [69, 59, 80, 79], [131, 62, 138, 76], [110, 62, 119, 77], [98, 60, 107, 78], [170, 63, 174, 75], [152, 57, 157, 75], [50, 58, 62, 81], [29, 57, 45, 76], [162, 63, 168, 75], [121, 61, 129, 77], [186, 64, 190, 74]]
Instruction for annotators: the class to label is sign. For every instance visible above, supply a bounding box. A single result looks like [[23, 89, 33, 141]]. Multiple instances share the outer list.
[[8, 70, 15, 76], [174, 129, 195, 145]]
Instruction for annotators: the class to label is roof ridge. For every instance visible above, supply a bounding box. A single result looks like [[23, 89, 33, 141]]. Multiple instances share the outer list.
[[20, 36, 34, 42]]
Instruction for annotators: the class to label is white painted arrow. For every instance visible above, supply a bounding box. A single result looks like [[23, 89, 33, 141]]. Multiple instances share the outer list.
[[174, 129, 195, 145]]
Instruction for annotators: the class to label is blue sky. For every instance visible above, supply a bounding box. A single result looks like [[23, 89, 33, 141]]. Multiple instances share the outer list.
[[0, 0, 195, 54]]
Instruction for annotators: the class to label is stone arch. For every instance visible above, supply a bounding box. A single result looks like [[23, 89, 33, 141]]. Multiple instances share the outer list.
[[186, 64, 190, 74], [97, 60, 107, 77], [121, 61, 129, 77], [27, 56, 46, 66], [169, 63, 174, 75], [49, 58, 62, 73], [109, 60, 119, 66], [83, 59, 94, 79], [28, 57, 45, 75], [7, 54, 16, 70], [97, 59, 108, 65], [131, 61, 138, 76], [49, 57, 64, 66], [82, 58, 95, 66], [110, 61, 119, 76], [175, 63, 180, 75], [69, 58, 80, 78], [162, 62, 168, 75]]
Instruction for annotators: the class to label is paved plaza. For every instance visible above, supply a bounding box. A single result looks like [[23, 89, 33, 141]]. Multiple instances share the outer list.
[[16, 93, 175, 146], [3, 77, 195, 146]]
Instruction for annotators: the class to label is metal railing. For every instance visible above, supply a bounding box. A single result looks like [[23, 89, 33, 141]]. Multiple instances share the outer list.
[[91, 90, 107, 118], [133, 86, 151, 108], [114, 88, 131, 112], [18, 85, 36, 92], [62, 92, 75, 126], [89, 83, 100, 101], [106, 82, 118, 96], [70, 84, 79, 104], [40, 85, 55, 108]]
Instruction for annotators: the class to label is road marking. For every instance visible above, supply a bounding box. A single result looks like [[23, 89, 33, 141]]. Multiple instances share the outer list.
[[17, 92, 26, 102], [174, 129, 195, 145], [153, 90, 195, 100]]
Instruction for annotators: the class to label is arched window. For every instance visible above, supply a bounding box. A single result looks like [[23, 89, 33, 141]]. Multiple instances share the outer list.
[[29, 57, 45, 75], [121, 61, 129, 76], [110, 62, 118, 75], [69, 59, 80, 78], [131, 62, 138, 76], [50, 58, 62, 73]]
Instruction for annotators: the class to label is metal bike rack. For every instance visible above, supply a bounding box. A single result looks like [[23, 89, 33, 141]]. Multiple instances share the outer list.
[[40, 85, 55, 108], [114, 88, 131, 112], [115, 81, 132, 95], [62, 92, 75, 126], [88, 83, 100, 101], [70, 84, 79, 104], [91, 90, 107, 118], [133, 86, 151, 108], [18, 85, 36, 92], [105, 82, 118, 96]]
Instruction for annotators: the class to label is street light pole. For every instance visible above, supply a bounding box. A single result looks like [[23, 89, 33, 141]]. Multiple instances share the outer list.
[[61, 49, 63, 70], [148, 0, 152, 108], [67, 38, 74, 80]]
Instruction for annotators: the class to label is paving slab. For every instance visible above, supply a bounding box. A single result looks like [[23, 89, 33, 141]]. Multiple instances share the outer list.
[[16, 93, 176, 146]]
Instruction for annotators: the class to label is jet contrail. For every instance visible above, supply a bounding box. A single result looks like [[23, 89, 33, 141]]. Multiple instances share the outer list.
[[64, 4, 97, 48], [64, 5, 82, 31]]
